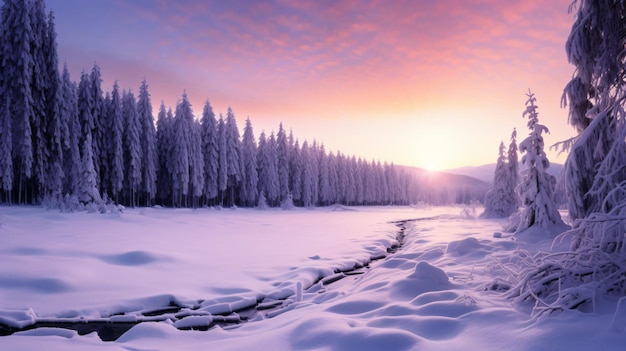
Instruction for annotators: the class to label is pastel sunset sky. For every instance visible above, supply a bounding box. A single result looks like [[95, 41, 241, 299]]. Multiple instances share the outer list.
[[47, 0, 577, 170]]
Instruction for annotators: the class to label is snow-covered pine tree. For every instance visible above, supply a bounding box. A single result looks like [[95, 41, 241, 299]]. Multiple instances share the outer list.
[[516, 90, 567, 235], [200, 100, 219, 205], [188, 119, 205, 208], [300, 140, 314, 207], [42, 10, 63, 201], [384, 162, 398, 205], [155, 102, 172, 205], [216, 115, 228, 206], [560, 0, 626, 220], [29, 0, 48, 201], [318, 144, 332, 206], [309, 141, 320, 205], [276, 123, 290, 202], [101, 92, 112, 195], [0, 95, 13, 202], [171, 93, 192, 207], [327, 151, 339, 204], [290, 139, 302, 205], [481, 141, 512, 218], [108, 82, 124, 203], [342, 153, 357, 205], [507, 128, 519, 210], [224, 107, 242, 207], [122, 90, 142, 207], [77, 73, 93, 160], [2, 0, 34, 203], [240, 117, 258, 207], [59, 64, 80, 198], [364, 160, 377, 205], [137, 79, 157, 206], [77, 72, 100, 199], [257, 131, 279, 206], [375, 161, 389, 204], [0, 12, 12, 202], [89, 64, 105, 190], [78, 130, 100, 206], [355, 157, 365, 205]]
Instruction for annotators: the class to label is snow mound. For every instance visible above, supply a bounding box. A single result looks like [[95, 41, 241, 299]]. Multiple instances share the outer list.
[[390, 261, 451, 299], [446, 237, 489, 256]]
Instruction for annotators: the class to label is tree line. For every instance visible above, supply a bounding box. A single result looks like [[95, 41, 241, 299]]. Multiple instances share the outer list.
[[1, 0, 462, 209]]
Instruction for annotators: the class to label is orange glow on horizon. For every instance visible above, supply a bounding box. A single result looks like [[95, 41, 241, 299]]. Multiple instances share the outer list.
[[49, 0, 576, 170]]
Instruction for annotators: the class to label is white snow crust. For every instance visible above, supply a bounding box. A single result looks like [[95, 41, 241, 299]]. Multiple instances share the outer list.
[[1, 205, 625, 350]]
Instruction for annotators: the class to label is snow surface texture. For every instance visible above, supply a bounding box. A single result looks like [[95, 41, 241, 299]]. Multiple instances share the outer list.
[[1, 206, 625, 350]]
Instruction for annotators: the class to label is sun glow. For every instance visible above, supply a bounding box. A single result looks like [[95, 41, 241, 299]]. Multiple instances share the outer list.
[[425, 162, 438, 172]]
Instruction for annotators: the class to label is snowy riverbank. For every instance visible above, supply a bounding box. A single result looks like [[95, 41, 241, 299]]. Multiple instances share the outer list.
[[1, 205, 625, 350]]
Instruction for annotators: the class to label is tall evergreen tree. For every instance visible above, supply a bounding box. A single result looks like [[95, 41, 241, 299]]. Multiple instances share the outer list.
[[216, 115, 227, 205], [137, 79, 157, 206], [257, 131, 279, 206], [171, 92, 195, 207], [77, 72, 99, 199], [516, 91, 566, 234], [155, 102, 172, 205], [224, 107, 242, 206], [301, 140, 318, 207], [318, 145, 332, 205], [341, 153, 357, 205], [2, 0, 34, 203], [290, 139, 302, 205], [77, 73, 93, 160], [481, 142, 511, 218], [355, 158, 365, 205], [78, 132, 100, 205], [122, 90, 142, 207], [59, 64, 80, 197], [29, 0, 48, 201], [42, 10, 63, 200], [189, 119, 205, 207], [89, 64, 105, 189], [327, 151, 339, 204], [200, 100, 219, 205], [276, 123, 289, 202], [240, 117, 258, 206], [506, 128, 519, 210], [0, 95, 13, 201], [108, 82, 124, 203], [561, 0, 626, 220]]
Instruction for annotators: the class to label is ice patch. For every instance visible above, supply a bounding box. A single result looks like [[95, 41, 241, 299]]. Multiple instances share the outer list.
[[14, 327, 77, 338], [0, 308, 37, 328], [0, 276, 72, 294], [174, 315, 213, 329], [100, 250, 163, 266]]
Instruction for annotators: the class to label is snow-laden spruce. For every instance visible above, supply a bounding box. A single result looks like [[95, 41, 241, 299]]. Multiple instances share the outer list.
[[510, 1, 626, 314], [515, 90, 567, 236], [481, 129, 519, 219]]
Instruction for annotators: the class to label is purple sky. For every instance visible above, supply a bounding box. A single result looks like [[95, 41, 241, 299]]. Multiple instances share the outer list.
[[46, 0, 576, 170]]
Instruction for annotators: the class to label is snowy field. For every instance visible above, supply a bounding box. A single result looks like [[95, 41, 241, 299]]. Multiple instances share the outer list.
[[1, 205, 625, 350]]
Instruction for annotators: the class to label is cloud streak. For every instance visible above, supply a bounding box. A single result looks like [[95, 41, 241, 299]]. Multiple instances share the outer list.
[[48, 0, 576, 169]]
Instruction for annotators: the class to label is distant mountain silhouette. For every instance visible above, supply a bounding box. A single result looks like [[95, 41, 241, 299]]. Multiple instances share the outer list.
[[444, 163, 565, 183], [397, 165, 491, 204]]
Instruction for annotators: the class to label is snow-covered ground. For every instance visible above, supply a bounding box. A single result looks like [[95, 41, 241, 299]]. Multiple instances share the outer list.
[[1, 205, 625, 350]]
